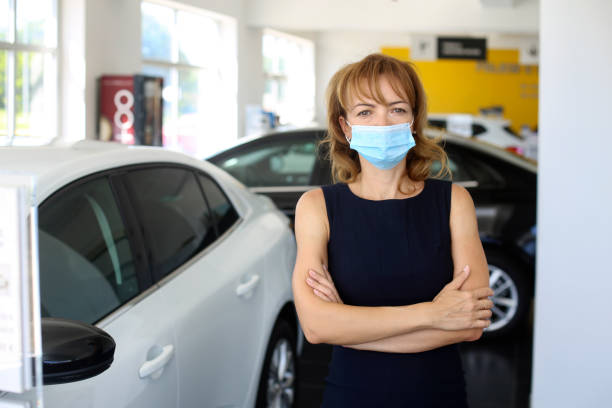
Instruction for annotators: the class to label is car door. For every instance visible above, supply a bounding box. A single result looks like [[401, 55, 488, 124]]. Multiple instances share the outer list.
[[37, 174, 179, 408], [122, 166, 266, 407]]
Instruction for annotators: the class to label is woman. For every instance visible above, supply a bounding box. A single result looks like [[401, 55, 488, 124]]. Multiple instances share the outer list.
[[292, 53, 494, 407]]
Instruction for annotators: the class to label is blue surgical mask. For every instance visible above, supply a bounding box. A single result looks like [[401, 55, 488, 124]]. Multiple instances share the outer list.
[[345, 120, 416, 170]]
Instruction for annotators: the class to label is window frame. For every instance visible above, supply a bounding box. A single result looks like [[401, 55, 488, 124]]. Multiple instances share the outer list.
[[140, 0, 238, 156], [262, 28, 315, 126], [0, 0, 59, 145]]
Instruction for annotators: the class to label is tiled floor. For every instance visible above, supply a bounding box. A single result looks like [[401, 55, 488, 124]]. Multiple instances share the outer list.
[[296, 323, 533, 408]]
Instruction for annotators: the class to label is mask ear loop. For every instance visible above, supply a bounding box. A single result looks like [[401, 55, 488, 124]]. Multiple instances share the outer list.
[[343, 118, 352, 144]]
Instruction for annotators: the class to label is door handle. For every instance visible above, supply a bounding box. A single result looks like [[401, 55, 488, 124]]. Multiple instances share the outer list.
[[236, 274, 261, 297], [139, 344, 174, 380]]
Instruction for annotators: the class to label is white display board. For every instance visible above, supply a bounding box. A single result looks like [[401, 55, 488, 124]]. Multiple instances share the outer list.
[[0, 175, 42, 402], [447, 114, 474, 137]]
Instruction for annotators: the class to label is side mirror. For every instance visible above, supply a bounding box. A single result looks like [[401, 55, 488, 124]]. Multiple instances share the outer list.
[[42, 318, 115, 385]]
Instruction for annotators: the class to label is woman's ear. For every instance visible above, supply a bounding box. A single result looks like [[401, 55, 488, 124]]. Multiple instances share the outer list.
[[339, 116, 351, 142]]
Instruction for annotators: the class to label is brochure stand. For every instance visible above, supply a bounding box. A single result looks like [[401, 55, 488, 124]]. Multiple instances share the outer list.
[[0, 174, 43, 407]]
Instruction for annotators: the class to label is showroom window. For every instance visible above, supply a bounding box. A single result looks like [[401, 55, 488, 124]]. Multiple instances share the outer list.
[[0, 0, 58, 146], [141, 1, 237, 158], [262, 29, 315, 126]]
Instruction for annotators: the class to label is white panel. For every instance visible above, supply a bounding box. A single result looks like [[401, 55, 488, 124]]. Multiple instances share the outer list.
[[532, 0, 612, 406]]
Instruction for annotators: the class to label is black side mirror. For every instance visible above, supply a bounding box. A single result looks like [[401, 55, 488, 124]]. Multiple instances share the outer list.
[[42, 318, 115, 385]]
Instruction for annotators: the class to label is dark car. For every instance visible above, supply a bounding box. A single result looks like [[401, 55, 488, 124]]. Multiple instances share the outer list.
[[209, 128, 537, 338]]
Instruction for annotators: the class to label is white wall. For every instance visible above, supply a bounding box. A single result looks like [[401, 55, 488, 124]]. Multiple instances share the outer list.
[[247, 0, 539, 33], [84, 0, 141, 141], [531, 0, 612, 406], [58, 0, 86, 142]]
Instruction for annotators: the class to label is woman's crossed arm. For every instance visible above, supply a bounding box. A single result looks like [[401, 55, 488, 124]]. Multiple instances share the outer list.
[[293, 186, 493, 349]]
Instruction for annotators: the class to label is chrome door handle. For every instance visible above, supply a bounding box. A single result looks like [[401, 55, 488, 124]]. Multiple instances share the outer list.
[[139, 344, 174, 380], [236, 275, 261, 297]]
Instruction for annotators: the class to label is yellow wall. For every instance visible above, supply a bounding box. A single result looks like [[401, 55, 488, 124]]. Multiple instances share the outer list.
[[381, 47, 539, 132]]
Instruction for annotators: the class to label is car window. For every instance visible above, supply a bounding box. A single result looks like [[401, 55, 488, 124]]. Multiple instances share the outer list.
[[460, 152, 505, 188], [216, 139, 317, 187], [197, 174, 239, 236], [431, 145, 505, 187], [428, 119, 447, 130], [430, 154, 473, 182], [472, 124, 487, 136], [124, 167, 216, 281], [39, 177, 138, 324]]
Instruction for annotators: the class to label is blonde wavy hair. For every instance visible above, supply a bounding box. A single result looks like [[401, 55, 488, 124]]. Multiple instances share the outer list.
[[320, 53, 450, 185]]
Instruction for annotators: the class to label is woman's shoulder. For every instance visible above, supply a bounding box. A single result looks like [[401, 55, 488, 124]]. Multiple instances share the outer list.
[[295, 187, 331, 239], [297, 186, 323, 205], [425, 178, 473, 203], [296, 187, 328, 218], [450, 182, 475, 209]]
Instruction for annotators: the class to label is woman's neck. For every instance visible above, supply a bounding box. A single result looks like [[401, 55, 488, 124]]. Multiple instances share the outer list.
[[352, 158, 421, 200]]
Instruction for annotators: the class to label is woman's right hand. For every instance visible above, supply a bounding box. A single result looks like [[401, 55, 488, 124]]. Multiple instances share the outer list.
[[430, 265, 494, 331]]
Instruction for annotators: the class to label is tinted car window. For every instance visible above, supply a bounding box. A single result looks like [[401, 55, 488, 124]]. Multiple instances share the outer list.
[[431, 144, 505, 187], [461, 151, 505, 188], [430, 154, 472, 182], [428, 119, 447, 130], [198, 174, 239, 235], [472, 124, 487, 136], [39, 177, 138, 324], [125, 167, 216, 280], [215, 139, 317, 187]]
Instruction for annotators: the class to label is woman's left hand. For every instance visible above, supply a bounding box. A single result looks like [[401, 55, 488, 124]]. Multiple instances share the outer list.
[[306, 264, 344, 304]]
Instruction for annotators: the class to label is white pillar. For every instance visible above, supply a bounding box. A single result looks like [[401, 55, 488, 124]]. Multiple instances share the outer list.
[[532, 0, 612, 406]]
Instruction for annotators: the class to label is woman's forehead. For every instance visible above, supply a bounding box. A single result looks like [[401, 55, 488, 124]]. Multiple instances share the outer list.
[[344, 75, 410, 107]]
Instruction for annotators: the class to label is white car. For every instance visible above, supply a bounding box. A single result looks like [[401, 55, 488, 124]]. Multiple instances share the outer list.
[[0, 141, 299, 408], [427, 113, 529, 153]]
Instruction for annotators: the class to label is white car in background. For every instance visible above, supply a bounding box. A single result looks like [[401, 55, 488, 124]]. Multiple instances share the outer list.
[[0, 141, 298, 408], [427, 113, 529, 154]]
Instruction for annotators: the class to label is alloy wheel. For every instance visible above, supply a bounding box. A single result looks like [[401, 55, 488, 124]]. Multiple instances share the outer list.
[[486, 264, 519, 332], [266, 338, 295, 408]]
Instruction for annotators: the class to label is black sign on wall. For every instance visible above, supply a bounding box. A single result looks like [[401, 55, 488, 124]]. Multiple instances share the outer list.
[[437, 37, 487, 60]]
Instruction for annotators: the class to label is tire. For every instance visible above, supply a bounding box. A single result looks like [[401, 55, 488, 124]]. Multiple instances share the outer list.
[[255, 320, 298, 408], [482, 249, 532, 338]]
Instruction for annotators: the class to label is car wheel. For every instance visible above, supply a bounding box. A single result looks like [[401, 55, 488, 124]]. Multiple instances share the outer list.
[[483, 250, 531, 338], [256, 320, 297, 408]]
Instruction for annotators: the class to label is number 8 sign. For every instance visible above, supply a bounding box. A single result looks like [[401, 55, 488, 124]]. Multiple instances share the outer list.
[[113, 89, 135, 132]]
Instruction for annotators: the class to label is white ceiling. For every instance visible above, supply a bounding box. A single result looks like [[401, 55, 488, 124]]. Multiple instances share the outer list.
[[245, 0, 539, 34]]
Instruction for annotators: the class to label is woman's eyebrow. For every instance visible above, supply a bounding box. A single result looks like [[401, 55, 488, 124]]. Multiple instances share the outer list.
[[388, 100, 410, 106], [351, 103, 375, 110]]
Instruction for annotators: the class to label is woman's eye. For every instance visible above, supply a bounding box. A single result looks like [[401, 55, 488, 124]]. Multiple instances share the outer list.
[[392, 107, 407, 113], [357, 110, 371, 116]]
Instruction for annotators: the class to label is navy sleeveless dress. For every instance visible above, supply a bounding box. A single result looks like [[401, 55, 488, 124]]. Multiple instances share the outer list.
[[320, 179, 468, 407]]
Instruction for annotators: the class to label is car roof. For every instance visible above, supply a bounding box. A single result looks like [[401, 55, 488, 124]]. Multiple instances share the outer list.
[[0, 141, 233, 204]]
